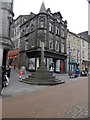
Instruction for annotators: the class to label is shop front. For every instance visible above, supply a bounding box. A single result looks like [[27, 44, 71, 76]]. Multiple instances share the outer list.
[[68, 59, 80, 73], [8, 48, 19, 68], [27, 50, 67, 73]]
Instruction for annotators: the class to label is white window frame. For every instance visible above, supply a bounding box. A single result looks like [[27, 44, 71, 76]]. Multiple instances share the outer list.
[[49, 23, 53, 32], [55, 41, 59, 51], [49, 39, 53, 50], [61, 43, 64, 53]]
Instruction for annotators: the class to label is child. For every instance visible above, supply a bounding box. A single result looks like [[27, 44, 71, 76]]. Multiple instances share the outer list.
[[19, 71, 22, 79], [19, 67, 22, 79]]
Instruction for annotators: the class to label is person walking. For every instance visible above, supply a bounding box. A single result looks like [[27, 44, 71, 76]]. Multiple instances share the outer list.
[[19, 67, 22, 79], [6, 64, 11, 78]]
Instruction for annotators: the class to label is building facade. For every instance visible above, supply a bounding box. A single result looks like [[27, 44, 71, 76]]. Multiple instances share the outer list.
[[9, 15, 30, 67], [19, 2, 67, 73], [0, 0, 14, 67], [78, 31, 90, 70], [67, 31, 81, 73], [80, 37, 88, 71]]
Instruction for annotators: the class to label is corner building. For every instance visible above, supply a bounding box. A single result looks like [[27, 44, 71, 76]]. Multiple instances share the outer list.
[[19, 2, 67, 73]]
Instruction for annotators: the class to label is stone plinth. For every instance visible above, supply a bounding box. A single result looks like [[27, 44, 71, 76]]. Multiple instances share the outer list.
[[20, 65, 65, 85]]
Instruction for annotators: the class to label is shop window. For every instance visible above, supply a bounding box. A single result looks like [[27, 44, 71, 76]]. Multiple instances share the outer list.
[[55, 60, 60, 72], [49, 39, 53, 50], [28, 58, 35, 70]]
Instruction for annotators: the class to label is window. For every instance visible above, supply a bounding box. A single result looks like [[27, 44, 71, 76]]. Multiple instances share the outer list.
[[77, 50, 79, 58], [73, 49, 76, 57], [40, 21, 44, 28], [31, 24, 34, 31], [73, 37, 76, 43], [77, 39, 80, 45], [61, 29, 64, 38], [49, 39, 53, 50], [82, 51, 84, 58], [56, 27, 59, 35], [61, 43, 64, 53], [55, 41, 59, 51], [25, 42, 28, 50], [82, 40, 84, 47], [49, 23, 53, 32]]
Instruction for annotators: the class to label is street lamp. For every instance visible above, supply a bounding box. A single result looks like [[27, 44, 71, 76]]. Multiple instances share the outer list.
[[68, 37, 71, 78]]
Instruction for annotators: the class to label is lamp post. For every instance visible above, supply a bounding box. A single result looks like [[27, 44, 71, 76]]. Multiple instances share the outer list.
[[68, 39, 71, 77]]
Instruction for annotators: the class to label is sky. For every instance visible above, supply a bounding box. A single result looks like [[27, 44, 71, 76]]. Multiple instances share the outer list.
[[13, 0, 88, 34]]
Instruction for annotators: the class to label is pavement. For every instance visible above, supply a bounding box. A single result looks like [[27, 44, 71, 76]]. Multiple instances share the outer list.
[[0, 68, 89, 118], [2, 78, 88, 118], [1, 68, 88, 98]]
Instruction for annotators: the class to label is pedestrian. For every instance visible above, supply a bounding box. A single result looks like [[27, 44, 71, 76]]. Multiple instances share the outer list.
[[6, 64, 11, 78], [19, 67, 22, 79], [2, 65, 6, 89], [78, 66, 80, 76]]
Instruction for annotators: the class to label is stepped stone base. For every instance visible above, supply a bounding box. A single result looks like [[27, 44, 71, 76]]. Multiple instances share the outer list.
[[20, 65, 65, 85]]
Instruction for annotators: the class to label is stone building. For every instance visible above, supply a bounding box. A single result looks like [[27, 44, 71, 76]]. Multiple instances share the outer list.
[[67, 31, 81, 73], [0, 0, 14, 67], [19, 2, 67, 73], [9, 15, 30, 68], [78, 31, 90, 70]]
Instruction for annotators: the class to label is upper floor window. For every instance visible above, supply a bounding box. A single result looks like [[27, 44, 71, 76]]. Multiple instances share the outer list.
[[56, 27, 59, 35], [82, 40, 84, 47], [77, 39, 80, 45], [77, 50, 80, 58], [61, 29, 64, 38], [49, 23, 53, 32], [55, 41, 59, 51], [25, 41, 28, 50], [49, 39, 53, 50], [73, 37, 76, 43], [82, 51, 84, 58], [61, 43, 64, 53], [40, 21, 44, 28], [73, 49, 76, 57]]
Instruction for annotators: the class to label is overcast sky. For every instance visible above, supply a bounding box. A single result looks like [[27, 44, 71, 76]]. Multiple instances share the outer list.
[[13, 0, 88, 34]]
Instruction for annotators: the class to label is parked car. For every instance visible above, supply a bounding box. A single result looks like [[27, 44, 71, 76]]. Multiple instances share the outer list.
[[80, 70, 87, 76]]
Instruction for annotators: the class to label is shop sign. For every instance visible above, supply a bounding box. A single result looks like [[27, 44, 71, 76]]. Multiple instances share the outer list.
[[71, 59, 77, 63]]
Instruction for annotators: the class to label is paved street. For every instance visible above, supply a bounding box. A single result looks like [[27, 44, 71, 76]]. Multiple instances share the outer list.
[[2, 68, 88, 98], [2, 78, 88, 118], [2, 68, 47, 98], [1, 68, 88, 118]]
